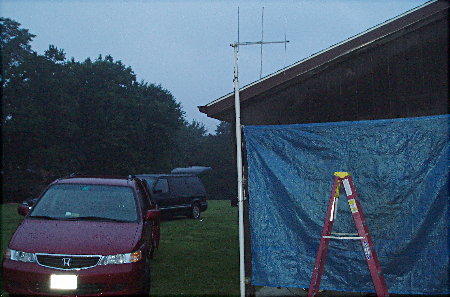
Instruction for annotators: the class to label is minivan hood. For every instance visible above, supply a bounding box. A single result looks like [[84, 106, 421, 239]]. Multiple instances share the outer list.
[[9, 218, 142, 255]]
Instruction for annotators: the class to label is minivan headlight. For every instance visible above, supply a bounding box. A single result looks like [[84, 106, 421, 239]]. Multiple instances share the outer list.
[[5, 248, 37, 263], [98, 250, 142, 265]]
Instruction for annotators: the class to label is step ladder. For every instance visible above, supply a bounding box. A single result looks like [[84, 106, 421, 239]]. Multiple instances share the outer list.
[[307, 172, 389, 297]]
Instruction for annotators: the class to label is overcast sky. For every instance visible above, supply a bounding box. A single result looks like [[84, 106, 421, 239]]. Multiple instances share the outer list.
[[1, 0, 428, 132]]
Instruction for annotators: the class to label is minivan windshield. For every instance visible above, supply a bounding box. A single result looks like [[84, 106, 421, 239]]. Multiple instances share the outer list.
[[30, 184, 138, 222]]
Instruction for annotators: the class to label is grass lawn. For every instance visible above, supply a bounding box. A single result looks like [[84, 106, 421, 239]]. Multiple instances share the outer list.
[[0, 200, 240, 296], [1, 204, 23, 261]]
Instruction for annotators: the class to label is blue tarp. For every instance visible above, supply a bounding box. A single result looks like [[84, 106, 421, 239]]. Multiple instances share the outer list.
[[244, 115, 449, 295]]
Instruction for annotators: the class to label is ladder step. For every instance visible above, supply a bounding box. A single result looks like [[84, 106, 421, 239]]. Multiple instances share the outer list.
[[322, 235, 363, 240]]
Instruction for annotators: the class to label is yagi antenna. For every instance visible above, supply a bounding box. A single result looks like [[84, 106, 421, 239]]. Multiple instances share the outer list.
[[231, 7, 289, 297], [232, 7, 290, 78]]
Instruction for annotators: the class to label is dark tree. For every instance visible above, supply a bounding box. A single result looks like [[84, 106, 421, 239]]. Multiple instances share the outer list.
[[0, 17, 36, 85], [1, 18, 235, 203], [1, 19, 184, 202]]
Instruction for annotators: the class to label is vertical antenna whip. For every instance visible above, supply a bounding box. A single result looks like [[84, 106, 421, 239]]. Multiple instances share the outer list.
[[238, 6, 240, 45], [284, 15, 288, 75], [260, 7, 264, 79]]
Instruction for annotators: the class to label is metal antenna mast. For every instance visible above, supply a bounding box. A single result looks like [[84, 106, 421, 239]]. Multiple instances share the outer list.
[[231, 8, 289, 297]]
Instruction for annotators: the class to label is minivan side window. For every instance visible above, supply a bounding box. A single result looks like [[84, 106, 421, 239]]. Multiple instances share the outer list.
[[154, 178, 169, 193], [168, 177, 185, 197], [187, 176, 206, 196], [167, 176, 206, 197]]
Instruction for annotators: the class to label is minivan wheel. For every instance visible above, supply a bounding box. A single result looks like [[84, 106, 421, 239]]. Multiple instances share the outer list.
[[190, 203, 201, 219]]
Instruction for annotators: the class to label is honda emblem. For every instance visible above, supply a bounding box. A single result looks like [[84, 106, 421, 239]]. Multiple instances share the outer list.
[[62, 257, 72, 267]]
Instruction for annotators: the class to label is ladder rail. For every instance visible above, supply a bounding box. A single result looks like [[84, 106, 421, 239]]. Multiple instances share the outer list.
[[345, 176, 389, 297], [307, 176, 340, 297]]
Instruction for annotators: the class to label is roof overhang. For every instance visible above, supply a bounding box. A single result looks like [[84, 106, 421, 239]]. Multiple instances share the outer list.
[[198, 0, 448, 121]]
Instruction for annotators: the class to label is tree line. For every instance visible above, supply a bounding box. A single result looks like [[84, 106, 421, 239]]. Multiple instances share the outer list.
[[1, 18, 236, 203]]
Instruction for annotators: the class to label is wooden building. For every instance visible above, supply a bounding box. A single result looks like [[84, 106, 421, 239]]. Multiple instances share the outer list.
[[199, 1, 448, 295]]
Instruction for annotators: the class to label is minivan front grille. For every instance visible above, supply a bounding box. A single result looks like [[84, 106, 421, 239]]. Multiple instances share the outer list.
[[36, 254, 101, 270]]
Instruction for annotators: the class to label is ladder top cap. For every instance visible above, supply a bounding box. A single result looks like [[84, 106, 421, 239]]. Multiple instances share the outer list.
[[334, 172, 351, 178]]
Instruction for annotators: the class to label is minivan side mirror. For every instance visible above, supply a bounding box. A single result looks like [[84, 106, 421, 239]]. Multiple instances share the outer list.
[[145, 209, 160, 221], [17, 204, 30, 216]]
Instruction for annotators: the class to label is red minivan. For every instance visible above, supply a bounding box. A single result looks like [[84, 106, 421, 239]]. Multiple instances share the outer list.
[[2, 175, 160, 296]]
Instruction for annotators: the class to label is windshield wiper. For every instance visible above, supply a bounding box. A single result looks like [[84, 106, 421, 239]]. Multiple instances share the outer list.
[[29, 215, 60, 220], [67, 216, 131, 223], [29, 215, 130, 222]]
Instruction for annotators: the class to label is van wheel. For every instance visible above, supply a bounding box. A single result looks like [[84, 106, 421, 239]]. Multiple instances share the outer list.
[[190, 203, 201, 219]]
